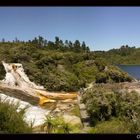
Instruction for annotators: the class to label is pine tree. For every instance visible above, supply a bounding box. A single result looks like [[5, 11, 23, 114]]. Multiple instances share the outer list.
[[81, 41, 86, 51], [74, 40, 81, 52]]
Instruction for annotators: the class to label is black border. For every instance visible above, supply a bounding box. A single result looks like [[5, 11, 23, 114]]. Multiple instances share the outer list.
[[0, 0, 140, 6], [0, 134, 139, 140], [0, 1, 140, 140]]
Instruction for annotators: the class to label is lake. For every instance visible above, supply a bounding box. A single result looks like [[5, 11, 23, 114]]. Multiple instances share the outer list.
[[118, 65, 140, 80]]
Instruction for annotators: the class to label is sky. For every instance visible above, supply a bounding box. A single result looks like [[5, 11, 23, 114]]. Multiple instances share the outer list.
[[0, 7, 140, 51]]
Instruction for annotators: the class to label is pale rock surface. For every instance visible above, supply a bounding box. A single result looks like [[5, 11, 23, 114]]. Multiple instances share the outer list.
[[0, 93, 50, 127], [2, 61, 44, 90], [63, 114, 82, 126]]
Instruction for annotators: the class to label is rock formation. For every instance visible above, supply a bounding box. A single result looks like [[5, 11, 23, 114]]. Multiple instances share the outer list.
[[2, 61, 44, 89], [0, 61, 82, 133], [0, 61, 77, 106]]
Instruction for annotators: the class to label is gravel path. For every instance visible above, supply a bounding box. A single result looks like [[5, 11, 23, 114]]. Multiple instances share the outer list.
[[77, 94, 90, 131]]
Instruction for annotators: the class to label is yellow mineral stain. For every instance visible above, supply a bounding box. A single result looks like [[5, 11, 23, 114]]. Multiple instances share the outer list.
[[36, 92, 56, 106]]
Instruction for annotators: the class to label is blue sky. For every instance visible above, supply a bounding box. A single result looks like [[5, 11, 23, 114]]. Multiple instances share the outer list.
[[0, 7, 140, 51]]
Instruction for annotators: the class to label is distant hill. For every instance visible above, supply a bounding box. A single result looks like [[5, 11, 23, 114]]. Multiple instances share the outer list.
[[94, 45, 140, 65]]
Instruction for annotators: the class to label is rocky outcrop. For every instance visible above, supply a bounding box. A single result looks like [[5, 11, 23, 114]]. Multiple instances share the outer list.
[[2, 61, 44, 89], [0, 83, 39, 105], [0, 93, 51, 128], [0, 61, 80, 133], [63, 114, 82, 126], [0, 61, 77, 106]]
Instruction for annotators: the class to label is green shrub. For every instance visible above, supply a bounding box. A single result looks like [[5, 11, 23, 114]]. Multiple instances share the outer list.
[[45, 70, 80, 92], [43, 115, 78, 133], [0, 41, 133, 92], [88, 117, 129, 134], [0, 99, 32, 133], [115, 90, 140, 118], [82, 84, 140, 127], [82, 85, 115, 125], [106, 66, 133, 83], [95, 72, 108, 83]]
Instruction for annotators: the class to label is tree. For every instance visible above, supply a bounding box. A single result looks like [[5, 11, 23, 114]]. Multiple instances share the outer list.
[[68, 41, 73, 50], [74, 40, 81, 52], [55, 36, 60, 49], [64, 40, 69, 50], [2, 38, 5, 43], [65, 40, 69, 47], [81, 41, 86, 51], [86, 46, 90, 52], [28, 40, 31, 43], [15, 37, 19, 43], [38, 36, 44, 47], [47, 41, 55, 50], [44, 39, 48, 47], [32, 37, 38, 45], [59, 39, 64, 48]]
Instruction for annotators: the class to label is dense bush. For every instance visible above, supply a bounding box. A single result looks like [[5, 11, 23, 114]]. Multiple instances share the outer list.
[[0, 99, 32, 133], [45, 71, 80, 91], [82, 85, 117, 125], [95, 73, 108, 83], [0, 40, 133, 92], [106, 66, 132, 82], [82, 84, 140, 131]]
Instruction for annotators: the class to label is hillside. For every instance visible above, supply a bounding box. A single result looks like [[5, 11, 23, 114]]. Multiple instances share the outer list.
[[0, 37, 133, 92], [0, 37, 138, 134], [94, 45, 140, 65]]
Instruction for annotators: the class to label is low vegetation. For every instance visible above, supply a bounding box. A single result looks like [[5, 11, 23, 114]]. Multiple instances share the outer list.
[[0, 98, 32, 133], [88, 117, 129, 134], [42, 115, 81, 133], [0, 37, 133, 92], [94, 45, 140, 65], [82, 84, 140, 133], [0, 37, 137, 133]]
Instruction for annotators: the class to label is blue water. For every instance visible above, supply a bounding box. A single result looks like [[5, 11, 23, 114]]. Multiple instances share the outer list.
[[118, 65, 140, 80]]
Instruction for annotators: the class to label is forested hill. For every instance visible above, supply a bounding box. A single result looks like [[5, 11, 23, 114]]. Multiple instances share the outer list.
[[94, 45, 140, 65], [0, 37, 133, 92]]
